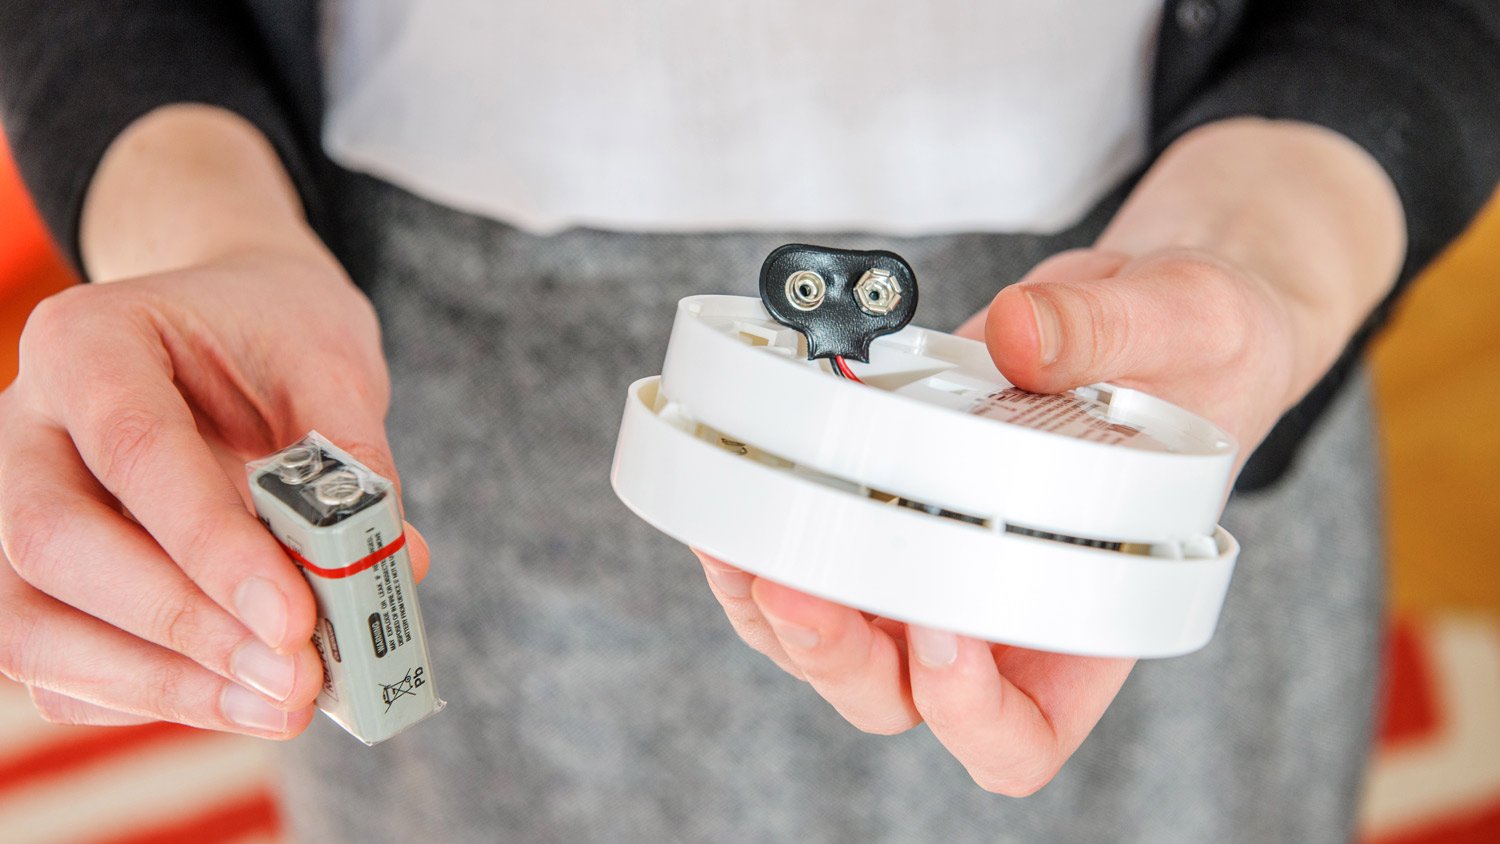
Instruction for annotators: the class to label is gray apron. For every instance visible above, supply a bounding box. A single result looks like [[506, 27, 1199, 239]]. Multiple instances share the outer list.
[[282, 173, 1384, 843]]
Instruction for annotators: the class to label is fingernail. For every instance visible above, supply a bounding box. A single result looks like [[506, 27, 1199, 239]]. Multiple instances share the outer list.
[[221, 683, 289, 733], [233, 577, 288, 650], [909, 625, 958, 668], [703, 562, 752, 599], [1026, 292, 1062, 366], [229, 639, 298, 702], [764, 613, 821, 650]]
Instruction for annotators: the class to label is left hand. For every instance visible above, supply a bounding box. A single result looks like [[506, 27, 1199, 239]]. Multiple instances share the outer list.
[[699, 117, 1407, 794]]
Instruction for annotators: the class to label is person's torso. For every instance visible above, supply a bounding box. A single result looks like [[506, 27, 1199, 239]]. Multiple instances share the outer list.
[[283, 175, 1385, 843], [320, 1, 1163, 236]]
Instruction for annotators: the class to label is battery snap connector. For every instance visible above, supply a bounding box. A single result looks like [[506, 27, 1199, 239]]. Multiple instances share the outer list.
[[759, 244, 918, 363]]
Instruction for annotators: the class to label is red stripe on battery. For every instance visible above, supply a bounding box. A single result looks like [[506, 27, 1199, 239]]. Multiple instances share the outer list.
[[279, 532, 407, 579]]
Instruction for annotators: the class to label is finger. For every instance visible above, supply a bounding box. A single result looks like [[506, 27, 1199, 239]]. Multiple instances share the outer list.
[[29, 687, 157, 727], [751, 579, 920, 735], [958, 250, 1128, 342], [32, 323, 317, 654], [0, 419, 323, 710], [907, 626, 1133, 795], [1015, 249, 1133, 289], [693, 551, 803, 681], [985, 249, 1255, 393], [0, 565, 315, 738], [405, 521, 431, 583]]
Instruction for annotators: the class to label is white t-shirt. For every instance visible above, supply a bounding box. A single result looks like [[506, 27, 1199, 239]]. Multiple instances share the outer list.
[[321, 1, 1162, 236]]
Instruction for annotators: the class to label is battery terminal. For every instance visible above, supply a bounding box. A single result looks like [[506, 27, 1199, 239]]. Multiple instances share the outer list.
[[313, 468, 364, 508], [274, 445, 323, 485], [785, 270, 827, 311], [854, 268, 902, 316]]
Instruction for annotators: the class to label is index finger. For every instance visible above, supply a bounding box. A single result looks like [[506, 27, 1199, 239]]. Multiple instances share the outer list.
[[909, 629, 1133, 795], [43, 331, 316, 652]]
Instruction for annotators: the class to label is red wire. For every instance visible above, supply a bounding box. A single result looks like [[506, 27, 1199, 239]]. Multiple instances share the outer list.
[[833, 355, 864, 384]]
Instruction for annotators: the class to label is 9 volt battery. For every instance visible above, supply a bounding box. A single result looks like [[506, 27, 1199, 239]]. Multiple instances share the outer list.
[[247, 432, 444, 745]]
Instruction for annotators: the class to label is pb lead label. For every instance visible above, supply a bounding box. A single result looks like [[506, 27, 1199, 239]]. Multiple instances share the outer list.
[[248, 432, 445, 745]]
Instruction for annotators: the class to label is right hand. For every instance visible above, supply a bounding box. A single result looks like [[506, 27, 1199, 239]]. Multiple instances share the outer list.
[[0, 244, 429, 737]]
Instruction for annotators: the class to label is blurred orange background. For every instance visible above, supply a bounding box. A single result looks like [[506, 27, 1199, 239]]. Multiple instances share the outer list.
[[1, 126, 1498, 842]]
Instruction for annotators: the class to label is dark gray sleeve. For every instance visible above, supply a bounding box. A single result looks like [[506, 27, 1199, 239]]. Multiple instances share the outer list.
[[0, 1, 326, 277], [1156, 0, 1500, 490]]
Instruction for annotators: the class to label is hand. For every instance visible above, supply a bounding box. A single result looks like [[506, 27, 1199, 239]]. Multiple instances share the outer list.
[[973, 246, 1298, 451], [695, 247, 1334, 794], [0, 245, 430, 737], [701, 118, 1406, 793]]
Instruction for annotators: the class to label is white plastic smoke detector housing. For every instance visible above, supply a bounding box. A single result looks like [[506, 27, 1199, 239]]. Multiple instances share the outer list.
[[611, 295, 1240, 658]]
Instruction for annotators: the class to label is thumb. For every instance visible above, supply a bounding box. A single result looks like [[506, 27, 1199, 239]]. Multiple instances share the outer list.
[[985, 249, 1250, 394]]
